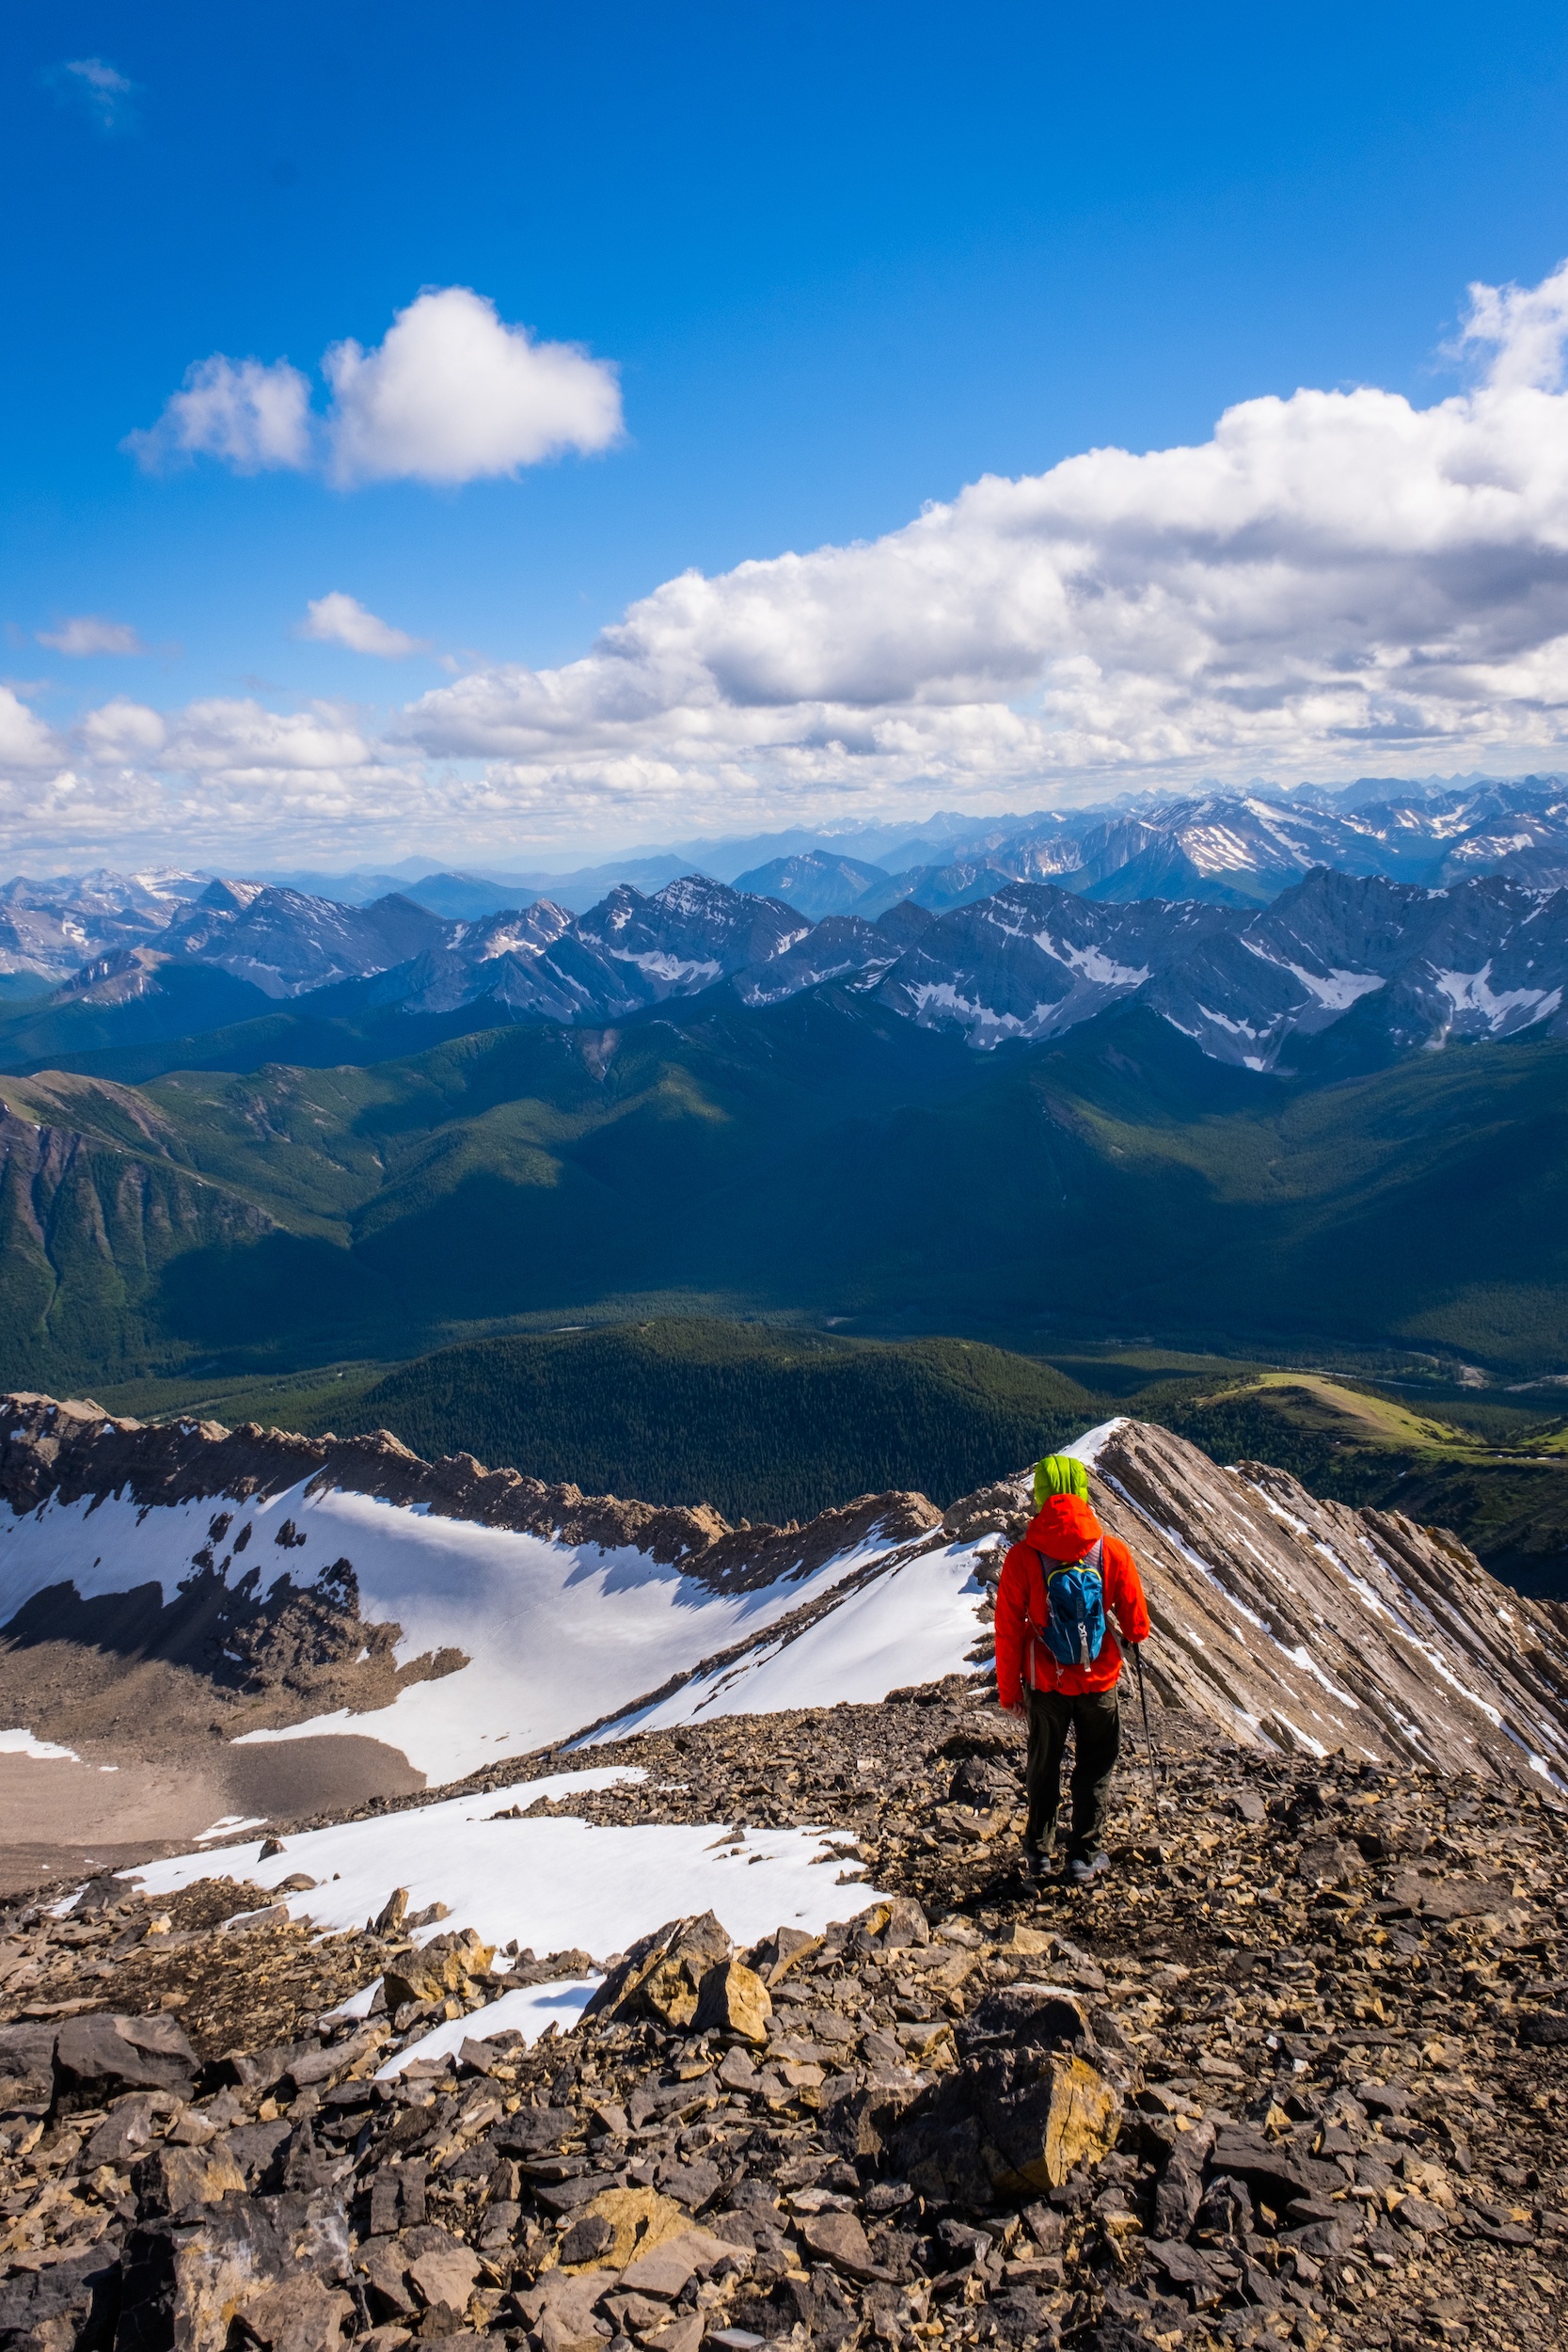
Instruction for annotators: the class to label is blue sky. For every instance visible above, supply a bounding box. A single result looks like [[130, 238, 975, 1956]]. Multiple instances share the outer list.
[[9, 0, 1568, 866]]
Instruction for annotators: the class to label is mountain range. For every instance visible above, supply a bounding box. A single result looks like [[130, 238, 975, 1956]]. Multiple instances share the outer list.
[[5, 774, 1567, 989], [2, 857, 1566, 1089], [1, 776, 1566, 1404]]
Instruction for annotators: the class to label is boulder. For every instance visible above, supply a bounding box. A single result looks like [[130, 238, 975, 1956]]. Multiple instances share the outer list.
[[117, 2188, 350, 2352], [0, 2248, 120, 2352], [381, 1928, 495, 2011], [619, 2225, 745, 2300], [406, 2242, 480, 2319], [582, 1913, 732, 2029], [800, 2211, 881, 2280], [559, 2185, 689, 2271], [895, 1983, 1122, 2200], [745, 1926, 822, 1985], [85, 2092, 177, 2166], [692, 1960, 771, 2043], [1151, 2118, 1215, 2238], [233, 2275, 354, 2352], [53, 2014, 197, 2111]]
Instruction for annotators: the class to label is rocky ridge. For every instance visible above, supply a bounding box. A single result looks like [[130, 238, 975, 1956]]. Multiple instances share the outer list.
[[0, 1392, 937, 1585], [0, 1691, 1565, 2352], [4, 1398, 1565, 1800]]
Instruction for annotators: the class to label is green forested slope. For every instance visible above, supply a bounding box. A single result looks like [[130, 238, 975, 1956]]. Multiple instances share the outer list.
[[0, 996, 1565, 1393], [327, 1318, 1098, 1523]]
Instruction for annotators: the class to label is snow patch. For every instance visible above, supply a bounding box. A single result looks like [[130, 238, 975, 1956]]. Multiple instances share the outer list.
[[3, 1477, 910, 1783], [1431, 965, 1561, 1032], [381, 1980, 601, 2073], [1062, 1419, 1128, 1468], [125, 1765, 888, 1995], [1038, 937, 1150, 988], [0, 1727, 79, 1762]]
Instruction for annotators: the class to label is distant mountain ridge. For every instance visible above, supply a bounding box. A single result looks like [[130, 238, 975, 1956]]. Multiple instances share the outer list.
[[6, 773, 1568, 981], [3, 860, 1563, 1081]]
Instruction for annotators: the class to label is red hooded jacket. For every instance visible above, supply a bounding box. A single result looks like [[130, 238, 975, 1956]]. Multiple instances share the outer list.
[[994, 1493, 1151, 1703]]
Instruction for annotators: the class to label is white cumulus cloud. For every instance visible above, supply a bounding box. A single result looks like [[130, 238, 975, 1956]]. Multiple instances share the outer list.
[[126, 355, 313, 473], [80, 699, 168, 762], [323, 287, 623, 485], [26, 258, 1568, 867], [298, 593, 430, 658], [128, 289, 621, 491], [37, 615, 149, 657], [0, 689, 62, 773], [397, 258, 1568, 808]]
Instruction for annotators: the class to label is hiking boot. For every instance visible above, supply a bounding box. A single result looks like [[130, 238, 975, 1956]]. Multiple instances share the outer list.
[[1021, 1842, 1053, 1883], [1068, 1851, 1110, 1887]]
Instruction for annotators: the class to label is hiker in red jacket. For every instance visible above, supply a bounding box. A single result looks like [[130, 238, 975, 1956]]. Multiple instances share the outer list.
[[994, 1454, 1151, 1886]]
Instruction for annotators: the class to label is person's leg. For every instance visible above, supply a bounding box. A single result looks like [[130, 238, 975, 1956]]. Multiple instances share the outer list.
[[1024, 1689, 1070, 1855], [1065, 1687, 1122, 1860]]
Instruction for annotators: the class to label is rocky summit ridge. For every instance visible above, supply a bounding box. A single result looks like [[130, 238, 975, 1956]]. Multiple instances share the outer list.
[[4, 1394, 1562, 1796], [1, 1398, 1567, 2352], [0, 1686, 1565, 2352]]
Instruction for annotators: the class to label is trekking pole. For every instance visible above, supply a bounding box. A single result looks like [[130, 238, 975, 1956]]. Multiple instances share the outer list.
[[1131, 1643, 1164, 1831]]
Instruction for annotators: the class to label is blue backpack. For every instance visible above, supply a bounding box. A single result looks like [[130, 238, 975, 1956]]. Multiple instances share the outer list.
[[1035, 1538, 1107, 1670]]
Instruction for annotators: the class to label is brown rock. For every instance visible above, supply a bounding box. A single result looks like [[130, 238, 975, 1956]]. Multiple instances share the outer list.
[[355, 2241, 417, 2320], [584, 1911, 732, 2027], [382, 1928, 496, 2010], [564, 2185, 689, 2271], [643, 2318, 705, 2352], [235, 2275, 354, 2352], [693, 1959, 772, 2043], [1034, 2054, 1121, 2189], [133, 2140, 247, 2213], [406, 2243, 480, 2316], [560, 2212, 616, 2265], [748, 1925, 822, 1985], [800, 2210, 880, 2279], [619, 2226, 745, 2298], [880, 1897, 930, 1948]]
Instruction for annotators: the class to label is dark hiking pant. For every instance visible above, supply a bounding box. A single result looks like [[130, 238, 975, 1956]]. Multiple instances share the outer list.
[[1024, 1684, 1120, 1860]]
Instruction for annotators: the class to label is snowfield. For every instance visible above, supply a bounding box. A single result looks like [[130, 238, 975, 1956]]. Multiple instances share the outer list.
[[0, 1476, 939, 1781], [585, 1542, 990, 1741]]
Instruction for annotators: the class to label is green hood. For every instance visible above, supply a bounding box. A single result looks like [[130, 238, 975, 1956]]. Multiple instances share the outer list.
[[1034, 1453, 1089, 1507]]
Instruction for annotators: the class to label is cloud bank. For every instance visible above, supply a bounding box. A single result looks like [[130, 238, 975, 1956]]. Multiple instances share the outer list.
[[128, 288, 623, 486], [19, 262, 1568, 863]]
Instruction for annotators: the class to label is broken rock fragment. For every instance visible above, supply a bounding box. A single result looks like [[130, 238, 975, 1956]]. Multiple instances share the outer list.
[[691, 1957, 771, 2042], [53, 2012, 198, 2110]]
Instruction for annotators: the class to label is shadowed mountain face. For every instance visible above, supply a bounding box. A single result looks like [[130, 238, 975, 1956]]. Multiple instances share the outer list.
[[1, 991, 1566, 1391]]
